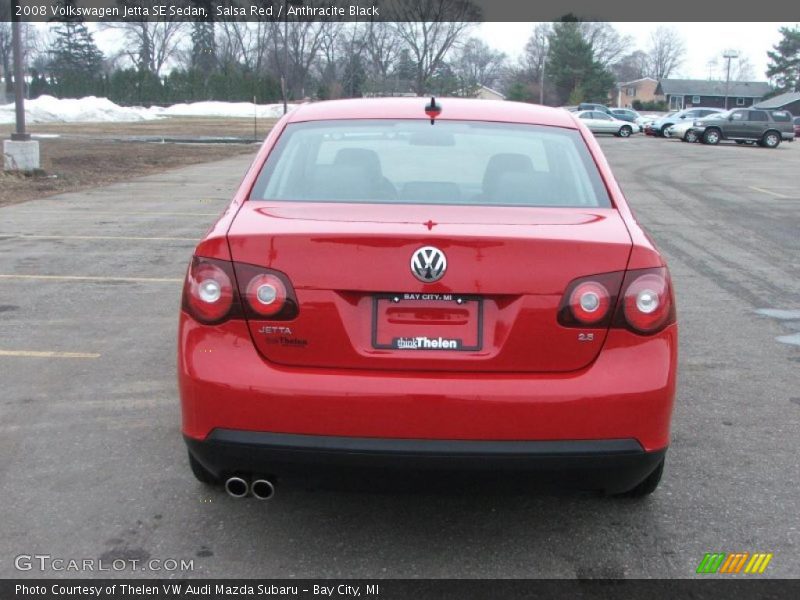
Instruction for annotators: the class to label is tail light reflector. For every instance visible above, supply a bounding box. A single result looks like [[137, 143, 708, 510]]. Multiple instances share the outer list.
[[568, 281, 611, 325], [183, 257, 238, 325], [558, 272, 623, 328], [618, 268, 674, 334], [245, 273, 288, 317]]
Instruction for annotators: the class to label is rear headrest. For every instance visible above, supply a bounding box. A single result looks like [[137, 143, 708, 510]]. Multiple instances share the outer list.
[[334, 148, 383, 180], [482, 153, 535, 194]]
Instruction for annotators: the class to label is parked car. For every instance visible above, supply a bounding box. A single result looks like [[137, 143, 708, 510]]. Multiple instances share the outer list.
[[795, 116, 800, 138], [644, 113, 675, 136], [668, 112, 726, 143], [577, 103, 616, 117], [650, 108, 724, 137], [610, 109, 646, 131], [575, 110, 637, 137], [179, 98, 677, 498], [694, 108, 795, 148]]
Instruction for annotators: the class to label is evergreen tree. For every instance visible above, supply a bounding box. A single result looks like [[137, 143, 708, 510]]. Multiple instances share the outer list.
[[48, 17, 105, 98], [342, 54, 366, 98], [191, 21, 217, 74], [766, 26, 800, 93], [546, 20, 614, 106]]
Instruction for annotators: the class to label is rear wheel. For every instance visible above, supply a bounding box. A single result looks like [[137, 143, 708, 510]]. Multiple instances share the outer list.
[[684, 130, 698, 143], [761, 131, 781, 148], [618, 125, 632, 138], [703, 128, 721, 145], [189, 451, 218, 485], [616, 459, 664, 498]]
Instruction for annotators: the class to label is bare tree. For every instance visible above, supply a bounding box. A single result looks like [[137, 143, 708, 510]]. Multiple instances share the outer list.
[[364, 21, 403, 81], [216, 22, 273, 74], [646, 27, 685, 80], [0, 13, 40, 99], [265, 19, 331, 99], [579, 22, 633, 68], [450, 37, 506, 93], [102, 16, 189, 75], [387, 0, 479, 95], [612, 50, 650, 83], [520, 23, 551, 83]]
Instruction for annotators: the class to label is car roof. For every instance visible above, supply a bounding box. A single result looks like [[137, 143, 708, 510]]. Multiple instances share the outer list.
[[286, 98, 579, 129]]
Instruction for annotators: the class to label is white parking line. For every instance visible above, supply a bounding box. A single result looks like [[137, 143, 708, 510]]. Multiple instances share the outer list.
[[749, 186, 789, 199], [6, 210, 219, 217], [0, 274, 183, 283], [0, 350, 100, 359], [0, 234, 198, 242]]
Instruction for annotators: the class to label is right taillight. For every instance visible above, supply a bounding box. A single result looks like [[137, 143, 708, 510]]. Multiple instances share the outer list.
[[559, 267, 675, 335], [182, 256, 298, 324], [616, 267, 675, 334]]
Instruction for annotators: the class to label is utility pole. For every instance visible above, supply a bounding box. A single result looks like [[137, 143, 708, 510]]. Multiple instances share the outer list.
[[11, 16, 29, 141], [723, 50, 738, 111], [282, 0, 288, 115], [282, 1, 304, 115], [539, 53, 546, 105], [4, 13, 39, 172]]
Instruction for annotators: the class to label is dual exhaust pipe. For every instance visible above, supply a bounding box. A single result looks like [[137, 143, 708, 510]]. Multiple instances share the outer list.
[[224, 476, 275, 500]]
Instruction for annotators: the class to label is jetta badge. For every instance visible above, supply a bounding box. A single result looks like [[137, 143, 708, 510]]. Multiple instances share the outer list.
[[411, 246, 447, 283]]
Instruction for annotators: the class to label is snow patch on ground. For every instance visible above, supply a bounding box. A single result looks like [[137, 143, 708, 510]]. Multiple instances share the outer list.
[[0, 95, 296, 124], [159, 101, 295, 119], [0, 95, 158, 124]]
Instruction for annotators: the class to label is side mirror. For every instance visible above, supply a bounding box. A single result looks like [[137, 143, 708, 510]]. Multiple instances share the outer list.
[[728, 116, 734, 121]]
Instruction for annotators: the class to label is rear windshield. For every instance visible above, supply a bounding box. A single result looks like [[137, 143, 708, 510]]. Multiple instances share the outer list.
[[250, 120, 611, 208]]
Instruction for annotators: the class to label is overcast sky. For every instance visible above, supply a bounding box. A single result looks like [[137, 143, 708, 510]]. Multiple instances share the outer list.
[[479, 22, 798, 80], [83, 21, 798, 82]]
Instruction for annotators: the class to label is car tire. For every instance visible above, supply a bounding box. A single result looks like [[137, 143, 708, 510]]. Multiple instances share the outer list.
[[188, 451, 218, 485], [761, 131, 781, 148], [660, 125, 671, 137], [618, 125, 632, 138], [684, 130, 698, 143], [616, 459, 665, 498], [703, 128, 721, 145]]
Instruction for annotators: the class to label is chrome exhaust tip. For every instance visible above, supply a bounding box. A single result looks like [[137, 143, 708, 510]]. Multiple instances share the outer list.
[[224, 476, 249, 498], [251, 478, 275, 501]]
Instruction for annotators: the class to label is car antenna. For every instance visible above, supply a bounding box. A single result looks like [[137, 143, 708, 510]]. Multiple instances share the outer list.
[[425, 96, 441, 125]]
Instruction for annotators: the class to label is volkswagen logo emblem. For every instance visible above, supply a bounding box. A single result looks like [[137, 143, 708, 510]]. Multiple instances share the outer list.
[[411, 246, 447, 283]]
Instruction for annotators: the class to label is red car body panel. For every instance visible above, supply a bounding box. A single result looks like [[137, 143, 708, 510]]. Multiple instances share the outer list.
[[179, 319, 676, 452], [227, 202, 632, 372], [179, 98, 678, 490]]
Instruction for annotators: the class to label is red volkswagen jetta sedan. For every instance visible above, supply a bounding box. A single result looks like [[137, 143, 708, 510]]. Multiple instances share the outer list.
[[179, 98, 677, 499]]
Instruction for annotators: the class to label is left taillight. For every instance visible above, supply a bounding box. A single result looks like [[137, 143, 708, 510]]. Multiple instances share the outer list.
[[182, 256, 298, 325], [182, 257, 239, 325]]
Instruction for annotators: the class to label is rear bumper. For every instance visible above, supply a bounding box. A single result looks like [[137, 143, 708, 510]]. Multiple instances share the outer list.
[[179, 318, 677, 450], [185, 430, 667, 494]]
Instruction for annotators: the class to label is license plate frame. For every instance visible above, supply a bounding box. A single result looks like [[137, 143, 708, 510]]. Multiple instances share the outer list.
[[371, 293, 483, 352]]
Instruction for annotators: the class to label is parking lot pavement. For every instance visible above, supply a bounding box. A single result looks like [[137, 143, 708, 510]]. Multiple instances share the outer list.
[[0, 136, 798, 579]]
